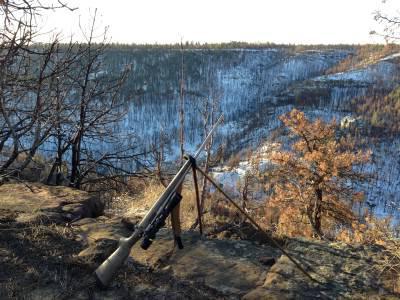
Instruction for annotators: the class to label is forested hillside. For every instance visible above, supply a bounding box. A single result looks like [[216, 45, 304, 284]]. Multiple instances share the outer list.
[[99, 45, 399, 157], [87, 46, 400, 222]]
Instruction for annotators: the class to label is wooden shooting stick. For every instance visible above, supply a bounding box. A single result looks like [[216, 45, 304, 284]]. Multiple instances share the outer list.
[[190, 156, 203, 235]]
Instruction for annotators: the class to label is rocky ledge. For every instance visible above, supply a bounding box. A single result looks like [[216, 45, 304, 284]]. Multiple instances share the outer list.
[[75, 217, 398, 299], [0, 183, 398, 299]]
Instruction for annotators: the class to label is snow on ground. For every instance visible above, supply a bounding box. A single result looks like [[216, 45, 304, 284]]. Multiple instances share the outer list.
[[363, 138, 400, 221], [379, 52, 400, 61], [313, 60, 398, 84], [211, 142, 280, 200]]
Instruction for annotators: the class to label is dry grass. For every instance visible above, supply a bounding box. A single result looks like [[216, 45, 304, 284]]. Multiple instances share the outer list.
[[0, 214, 91, 299], [119, 177, 263, 233], [380, 239, 400, 294], [114, 176, 400, 294], [124, 179, 212, 230], [335, 216, 400, 294]]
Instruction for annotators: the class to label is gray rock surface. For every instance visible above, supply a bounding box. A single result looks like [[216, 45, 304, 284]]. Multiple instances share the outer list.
[[73, 218, 398, 299], [244, 239, 397, 299], [73, 219, 279, 297]]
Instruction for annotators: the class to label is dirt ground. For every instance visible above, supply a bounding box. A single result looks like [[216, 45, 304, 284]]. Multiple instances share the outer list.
[[1, 182, 399, 299], [0, 209, 228, 299]]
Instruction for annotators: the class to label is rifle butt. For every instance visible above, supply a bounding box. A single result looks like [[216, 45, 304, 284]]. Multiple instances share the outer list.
[[94, 235, 139, 287]]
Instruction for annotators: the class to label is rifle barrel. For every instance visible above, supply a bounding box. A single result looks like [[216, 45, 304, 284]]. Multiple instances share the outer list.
[[194, 114, 223, 159]]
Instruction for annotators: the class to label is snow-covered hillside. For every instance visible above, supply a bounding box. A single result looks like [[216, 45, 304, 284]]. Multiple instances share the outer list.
[[100, 47, 400, 221], [104, 48, 354, 158], [101, 48, 400, 158]]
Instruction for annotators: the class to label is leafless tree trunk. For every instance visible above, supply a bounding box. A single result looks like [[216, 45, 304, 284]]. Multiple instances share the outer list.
[[0, 1, 76, 182], [179, 39, 185, 161]]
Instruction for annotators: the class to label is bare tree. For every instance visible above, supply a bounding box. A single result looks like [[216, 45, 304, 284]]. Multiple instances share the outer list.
[[371, 1, 400, 42], [0, 2, 145, 189], [0, 1, 76, 182], [198, 92, 221, 210], [178, 39, 185, 161]]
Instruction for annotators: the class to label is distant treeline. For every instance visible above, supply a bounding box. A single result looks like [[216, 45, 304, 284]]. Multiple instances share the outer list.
[[32, 41, 399, 52], [106, 41, 399, 51], [105, 41, 357, 51]]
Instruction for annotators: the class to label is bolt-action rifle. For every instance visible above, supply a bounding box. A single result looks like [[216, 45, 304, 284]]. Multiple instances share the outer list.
[[95, 115, 224, 287]]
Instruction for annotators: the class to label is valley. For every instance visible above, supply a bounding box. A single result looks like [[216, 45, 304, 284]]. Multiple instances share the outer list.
[[97, 46, 400, 222]]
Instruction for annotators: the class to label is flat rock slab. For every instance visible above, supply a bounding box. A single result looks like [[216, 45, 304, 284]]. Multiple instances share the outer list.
[[74, 218, 279, 297], [244, 238, 397, 299], [0, 183, 104, 223], [73, 219, 399, 298], [133, 230, 279, 295]]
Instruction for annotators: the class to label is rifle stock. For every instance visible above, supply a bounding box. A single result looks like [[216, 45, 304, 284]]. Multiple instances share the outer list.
[[94, 115, 223, 287], [95, 234, 141, 287], [94, 159, 192, 286]]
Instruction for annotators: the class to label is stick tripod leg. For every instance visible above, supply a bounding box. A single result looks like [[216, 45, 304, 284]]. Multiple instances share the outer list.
[[191, 162, 203, 235], [171, 185, 184, 249]]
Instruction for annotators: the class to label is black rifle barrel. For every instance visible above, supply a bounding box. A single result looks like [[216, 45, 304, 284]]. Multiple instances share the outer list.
[[94, 114, 223, 287]]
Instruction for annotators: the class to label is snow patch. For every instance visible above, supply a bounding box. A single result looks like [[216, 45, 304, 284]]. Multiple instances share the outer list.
[[379, 52, 400, 61]]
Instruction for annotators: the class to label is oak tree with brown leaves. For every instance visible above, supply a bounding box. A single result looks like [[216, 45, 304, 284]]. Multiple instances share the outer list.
[[265, 109, 370, 239]]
